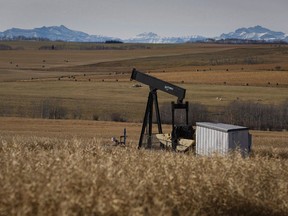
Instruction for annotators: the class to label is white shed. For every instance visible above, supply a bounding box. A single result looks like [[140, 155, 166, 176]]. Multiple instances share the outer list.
[[196, 122, 252, 156]]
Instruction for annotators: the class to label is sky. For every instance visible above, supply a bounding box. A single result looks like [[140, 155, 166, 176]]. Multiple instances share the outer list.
[[0, 0, 287, 38]]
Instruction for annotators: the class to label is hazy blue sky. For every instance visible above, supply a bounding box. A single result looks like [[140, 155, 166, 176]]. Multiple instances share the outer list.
[[1, 0, 287, 38]]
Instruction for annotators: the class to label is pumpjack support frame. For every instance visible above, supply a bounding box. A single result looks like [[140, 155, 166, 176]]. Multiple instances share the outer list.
[[138, 88, 162, 148]]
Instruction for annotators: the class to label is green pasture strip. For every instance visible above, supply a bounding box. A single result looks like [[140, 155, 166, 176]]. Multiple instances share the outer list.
[[0, 81, 287, 121]]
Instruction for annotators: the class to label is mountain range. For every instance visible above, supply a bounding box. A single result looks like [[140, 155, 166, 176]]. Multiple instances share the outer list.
[[0, 25, 287, 43], [218, 25, 288, 42], [124, 32, 206, 43], [0, 25, 120, 42]]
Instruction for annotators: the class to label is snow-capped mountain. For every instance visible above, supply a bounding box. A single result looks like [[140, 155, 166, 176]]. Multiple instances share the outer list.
[[0, 25, 287, 43], [0, 26, 206, 43], [218, 25, 288, 42], [0, 25, 120, 42], [124, 32, 206, 43]]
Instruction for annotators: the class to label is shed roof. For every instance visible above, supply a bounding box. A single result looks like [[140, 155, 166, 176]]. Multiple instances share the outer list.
[[196, 122, 249, 132]]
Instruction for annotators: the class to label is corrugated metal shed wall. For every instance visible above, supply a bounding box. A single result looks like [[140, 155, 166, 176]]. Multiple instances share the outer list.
[[196, 125, 229, 155], [196, 122, 251, 156]]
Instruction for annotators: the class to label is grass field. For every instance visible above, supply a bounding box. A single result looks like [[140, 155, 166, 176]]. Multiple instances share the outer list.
[[1, 117, 287, 153], [0, 81, 287, 122], [1, 42, 288, 121], [1, 42, 288, 215], [0, 119, 288, 215]]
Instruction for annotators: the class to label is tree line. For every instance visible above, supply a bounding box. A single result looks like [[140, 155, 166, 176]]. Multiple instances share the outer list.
[[160, 100, 288, 131], [0, 98, 287, 131]]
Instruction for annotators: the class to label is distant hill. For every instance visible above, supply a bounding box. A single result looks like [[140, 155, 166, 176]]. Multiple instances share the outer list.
[[0, 25, 287, 43], [123, 32, 206, 43], [218, 25, 288, 42], [0, 25, 120, 42]]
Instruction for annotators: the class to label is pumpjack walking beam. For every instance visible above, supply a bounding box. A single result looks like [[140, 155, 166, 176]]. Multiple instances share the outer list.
[[130, 68, 186, 149], [131, 69, 186, 103]]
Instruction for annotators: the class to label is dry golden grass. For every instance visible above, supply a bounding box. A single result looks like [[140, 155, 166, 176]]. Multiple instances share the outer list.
[[0, 134, 288, 216], [1, 42, 287, 83], [0, 117, 141, 141], [0, 43, 233, 82], [1, 117, 288, 215], [250, 130, 288, 158]]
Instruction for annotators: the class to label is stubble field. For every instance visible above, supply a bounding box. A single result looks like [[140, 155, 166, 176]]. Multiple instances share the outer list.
[[0, 41, 288, 215]]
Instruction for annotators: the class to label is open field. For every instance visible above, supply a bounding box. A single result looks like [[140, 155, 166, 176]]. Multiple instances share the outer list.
[[1, 42, 288, 215], [1, 42, 288, 83], [1, 118, 288, 215], [0, 80, 287, 122], [0, 117, 288, 154], [1, 42, 288, 121]]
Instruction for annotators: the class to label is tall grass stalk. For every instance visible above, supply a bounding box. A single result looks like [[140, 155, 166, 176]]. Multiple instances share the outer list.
[[0, 136, 287, 215]]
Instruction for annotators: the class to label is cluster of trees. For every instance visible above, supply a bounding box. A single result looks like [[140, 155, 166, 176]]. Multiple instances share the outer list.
[[0, 99, 67, 120], [0, 98, 287, 131], [105, 40, 123, 44], [160, 100, 288, 131], [38, 44, 150, 51], [160, 102, 209, 126], [0, 36, 50, 41], [220, 100, 288, 131], [0, 98, 128, 122]]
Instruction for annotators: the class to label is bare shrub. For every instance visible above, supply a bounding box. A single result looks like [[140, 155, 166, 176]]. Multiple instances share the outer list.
[[275, 66, 282, 71], [110, 112, 126, 122], [189, 102, 210, 125], [41, 98, 67, 119], [221, 100, 288, 130], [0, 103, 12, 116], [38, 45, 64, 50], [244, 56, 260, 64], [0, 44, 12, 50], [72, 106, 82, 119], [92, 114, 99, 121], [281, 99, 288, 129]]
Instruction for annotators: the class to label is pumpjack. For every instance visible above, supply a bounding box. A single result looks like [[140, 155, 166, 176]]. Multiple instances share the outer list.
[[130, 69, 195, 152]]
